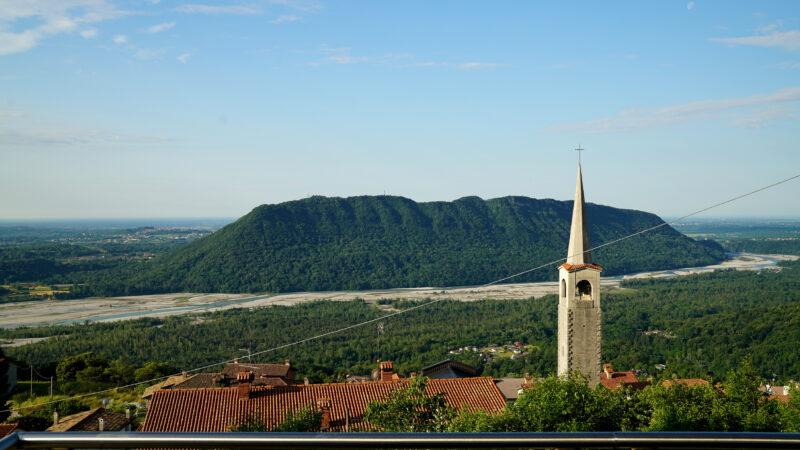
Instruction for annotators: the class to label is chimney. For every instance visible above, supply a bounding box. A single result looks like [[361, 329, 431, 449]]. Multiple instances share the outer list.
[[234, 358, 239, 364], [410, 372, 417, 378], [304, 377, 309, 386], [238, 382, 251, 400], [125, 407, 131, 420], [317, 398, 331, 431], [285, 359, 291, 366], [237, 371, 253, 400], [98, 418, 104, 432], [380, 361, 393, 382], [603, 363, 613, 379], [53, 411, 59, 425]]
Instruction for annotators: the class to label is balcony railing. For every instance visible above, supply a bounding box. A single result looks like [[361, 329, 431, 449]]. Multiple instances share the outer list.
[[2, 431, 800, 449]]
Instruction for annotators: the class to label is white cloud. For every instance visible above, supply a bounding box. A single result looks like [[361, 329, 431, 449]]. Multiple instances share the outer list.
[[729, 105, 797, 129], [271, 14, 299, 23], [686, 2, 695, 10], [457, 62, 505, 70], [0, 128, 171, 146], [0, 0, 126, 56], [113, 34, 128, 44], [177, 52, 191, 63], [317, 46, 368, 65], [134, 48, 164, 60], [147, 21, 175, 33], [543, 86, 800, 133], [80, 28, 98, 39], [711, 30, 800, 51], [176, 4, 261, 14], [266, 0, 322, 12], [776, 61, 800, 69]]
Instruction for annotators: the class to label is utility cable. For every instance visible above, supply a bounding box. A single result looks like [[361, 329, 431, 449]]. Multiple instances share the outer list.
[[3, 171, 798, 414]]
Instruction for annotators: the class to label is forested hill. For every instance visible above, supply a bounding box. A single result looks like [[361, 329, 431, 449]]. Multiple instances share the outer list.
[[124, 195, 724, 293]]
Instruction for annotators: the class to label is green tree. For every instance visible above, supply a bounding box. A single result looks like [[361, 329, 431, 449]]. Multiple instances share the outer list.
[[56, 352, 107, 381], [365, 376, 454, 432], [230, 405, 322, 432], [507, 373, 633, 432]]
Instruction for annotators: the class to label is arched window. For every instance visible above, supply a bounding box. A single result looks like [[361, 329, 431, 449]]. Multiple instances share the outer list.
[[561, 279, 566, 298], [576, 280, 592, 300]]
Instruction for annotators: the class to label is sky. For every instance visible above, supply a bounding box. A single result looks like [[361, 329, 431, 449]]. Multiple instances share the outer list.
[[1, 0, 799, 219]]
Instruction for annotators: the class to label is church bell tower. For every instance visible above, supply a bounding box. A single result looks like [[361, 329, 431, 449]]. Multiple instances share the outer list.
[[557, 163, 602, 386]]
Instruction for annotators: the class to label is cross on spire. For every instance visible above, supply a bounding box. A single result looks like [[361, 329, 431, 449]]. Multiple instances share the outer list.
[[575, 145, 584, 164]]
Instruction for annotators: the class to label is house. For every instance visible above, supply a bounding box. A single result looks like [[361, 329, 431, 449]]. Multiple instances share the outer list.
[[222, 360, 297, 386], [600, 364, 650, 391], [46, 408, 134, 432], [494, 375, 536, 402], [140, 362, 506, 432], [420, 359, 478, 379]]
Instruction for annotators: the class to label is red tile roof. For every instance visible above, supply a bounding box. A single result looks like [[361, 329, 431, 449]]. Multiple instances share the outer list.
[[559, 263, 603, 272], [0, 424, 18, 437], [600, 366, 648, 390], [141, 377, 506, 432]]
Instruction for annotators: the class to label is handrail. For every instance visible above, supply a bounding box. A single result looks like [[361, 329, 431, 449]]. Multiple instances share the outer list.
[[2, 431, 800, 449]]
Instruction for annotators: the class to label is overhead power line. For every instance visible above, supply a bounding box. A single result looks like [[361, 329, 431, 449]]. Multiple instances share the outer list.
[[3, 171, 798, 414]]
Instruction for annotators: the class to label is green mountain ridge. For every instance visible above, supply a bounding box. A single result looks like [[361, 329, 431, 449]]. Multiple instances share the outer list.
[[128, 195, 725, 293]]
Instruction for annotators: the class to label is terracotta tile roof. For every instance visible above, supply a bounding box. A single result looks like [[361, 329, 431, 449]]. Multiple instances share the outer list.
[[600, 366, 647, 390], [222, 363, 293, 380], [661, 379, 709, 388], [141, 377, 506, 432], [46, 407, 133, 432], [559, 263, 602, 272], [0, 424, 18, 437], [770, 394, 791, 403]]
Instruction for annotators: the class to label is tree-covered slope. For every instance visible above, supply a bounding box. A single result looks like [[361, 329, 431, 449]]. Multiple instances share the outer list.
[[124, 195, 723, 293]]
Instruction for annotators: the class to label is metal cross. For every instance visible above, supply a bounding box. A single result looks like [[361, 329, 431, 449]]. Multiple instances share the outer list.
[[575, 145, 584, 164]]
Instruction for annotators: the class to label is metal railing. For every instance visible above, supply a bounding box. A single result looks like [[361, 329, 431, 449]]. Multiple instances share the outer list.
[[2, 431, 800, 449]]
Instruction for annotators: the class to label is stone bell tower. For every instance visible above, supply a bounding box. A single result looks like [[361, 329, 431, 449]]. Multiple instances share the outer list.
[[557, 163, 602, 386]]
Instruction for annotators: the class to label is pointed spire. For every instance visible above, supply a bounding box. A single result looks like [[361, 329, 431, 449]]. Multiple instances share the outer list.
[[567, 164, 591, 265]]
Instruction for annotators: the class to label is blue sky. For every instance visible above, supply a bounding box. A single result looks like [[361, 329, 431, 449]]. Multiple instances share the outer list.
[[1, 0, 799, 219]]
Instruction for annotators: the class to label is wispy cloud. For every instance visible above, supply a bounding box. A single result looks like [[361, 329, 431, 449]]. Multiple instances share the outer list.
[[313, 46, 368, 65], [385, 53, 414, 59], [176, 4, 262, 14], [271, 14, 299, 23], [177, 53, 192, 63], [113, 34, 128, 44], [686, 2, 695, 10], [543, 87, 800, 133], [0, 0, 126, 56], [711, 30, 800, 51], [396, 60, 506, 70], [267, 0, 322, 12], [457, 62, 505, 70], [147, 22, 175, 33], [0, 128, 171, 146], [134, 48, 164, 60], [729, 105, 798, 129], [776, 61, 800, 69], [80, 28, 98, 39]]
